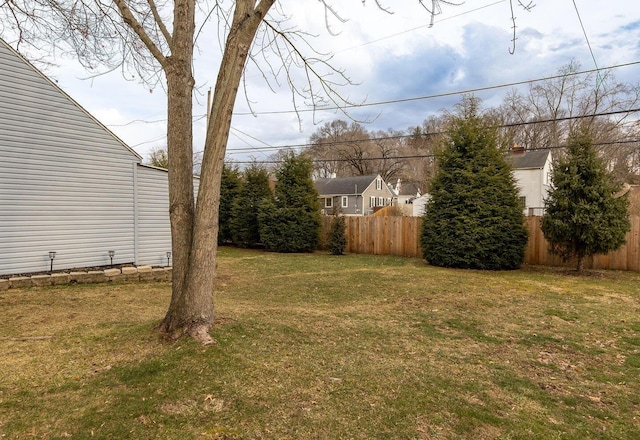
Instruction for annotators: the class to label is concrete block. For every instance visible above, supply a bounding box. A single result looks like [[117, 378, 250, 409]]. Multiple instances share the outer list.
[[0, 279, 9, 291], [9, 277, 32, 289], [152, 267, 170, 282], [137, 266, 154, 281], [31, 274, 52, 287], [121, 266, 139, 282], [104, 268, 122, 282], [69, 271, 86, 283], [51, 273, 70, 285]]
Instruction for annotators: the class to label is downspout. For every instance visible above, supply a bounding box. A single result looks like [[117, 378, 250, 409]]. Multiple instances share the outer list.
[[133, 162, 139, 265]]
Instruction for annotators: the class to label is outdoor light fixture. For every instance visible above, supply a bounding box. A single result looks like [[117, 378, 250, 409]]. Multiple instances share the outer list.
[[48, 251, 56, 273], [108, 250, 115, 266], [166, 251, 172, 267]]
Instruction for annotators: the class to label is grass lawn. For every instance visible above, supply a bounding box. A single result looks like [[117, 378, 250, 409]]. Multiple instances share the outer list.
[[2, 247, 640, 439]]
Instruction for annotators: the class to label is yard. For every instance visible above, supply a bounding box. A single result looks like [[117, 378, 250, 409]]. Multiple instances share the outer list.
[[2, 247, 640, 439]]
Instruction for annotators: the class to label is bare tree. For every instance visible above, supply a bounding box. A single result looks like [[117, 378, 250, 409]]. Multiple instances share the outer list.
[[498, 61, 640, 157], [1, 1, 529, 343], [147, 146, 169, 168], [369, 129, 406, 181]]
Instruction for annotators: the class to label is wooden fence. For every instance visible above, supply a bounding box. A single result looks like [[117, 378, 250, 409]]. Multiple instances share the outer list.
[[321, 215, 640, 272]]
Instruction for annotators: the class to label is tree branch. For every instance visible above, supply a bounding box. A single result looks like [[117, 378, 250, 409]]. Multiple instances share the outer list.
[[113, 0, 167, 68], [146, 0, 172, 47]]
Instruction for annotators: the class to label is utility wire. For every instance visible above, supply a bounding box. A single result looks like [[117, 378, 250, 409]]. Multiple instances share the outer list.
[[231, 61, 640, 116], [110, 60, 640, 128], [226, 107, 640, 154], [571, 0, 602, 88], [229, 138, 640, 165]]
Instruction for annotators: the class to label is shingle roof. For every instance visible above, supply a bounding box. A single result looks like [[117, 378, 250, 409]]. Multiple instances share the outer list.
[[398, 182, 421, 196], [508, 149, 551, 170], [315, 174, 380, 196]]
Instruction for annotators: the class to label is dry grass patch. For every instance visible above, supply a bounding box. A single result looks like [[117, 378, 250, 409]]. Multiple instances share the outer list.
[[2, 247, 640, 439]]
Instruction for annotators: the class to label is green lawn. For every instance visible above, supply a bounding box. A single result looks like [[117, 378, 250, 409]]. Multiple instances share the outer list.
[[2, 247, 640, 439]]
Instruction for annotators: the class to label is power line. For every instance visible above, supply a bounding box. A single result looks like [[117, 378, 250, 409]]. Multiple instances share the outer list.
[[572, 0, 600, 80], [226, 107, 640, 154], [230, 61, 640, 116], [110, 60, 640, 128], [229, 138, 640, 165]]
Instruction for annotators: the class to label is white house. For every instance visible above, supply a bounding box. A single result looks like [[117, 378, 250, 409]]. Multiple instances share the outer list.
[[508, 148, 553, 216], [0, 39, 193, 276], [409, 149, 553, 217]]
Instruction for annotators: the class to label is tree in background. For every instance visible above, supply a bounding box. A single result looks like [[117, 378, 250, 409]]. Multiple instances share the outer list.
[[259, 152, 321, 253], [541, 130, 630, 272], [218, 164, 242, 245], [420, 97, 528, 270], [327, 212, 347, 255], [147, 147, 169, 168], [230, 164, 273, 248]]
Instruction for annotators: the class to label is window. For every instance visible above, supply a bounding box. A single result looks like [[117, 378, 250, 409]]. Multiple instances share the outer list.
[[370, 196, 376, 208], [376, 177, 382, 190], [341, 196, 348, 208], [378, 197, 384, 206], [325, 197, 333, 208], [519, 196, 526, 209]]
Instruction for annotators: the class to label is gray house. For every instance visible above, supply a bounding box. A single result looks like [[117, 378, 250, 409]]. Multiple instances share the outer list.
[[315, 174, 394, 216], [0, 39, 190, 276]]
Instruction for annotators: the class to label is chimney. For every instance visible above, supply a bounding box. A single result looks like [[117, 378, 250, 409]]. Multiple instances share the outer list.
[[512, 143, 525, 154], [396, 178, 402, 194]]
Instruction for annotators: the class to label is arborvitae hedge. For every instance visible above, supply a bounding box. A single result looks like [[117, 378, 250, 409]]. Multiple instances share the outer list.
[[230, 163, 273, 247], [420, 98, 528, 270], [259, 152, 321, 253], [218, 163, 241, 245]]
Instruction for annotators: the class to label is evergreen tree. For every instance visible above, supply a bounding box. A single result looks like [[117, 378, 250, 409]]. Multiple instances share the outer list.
[[230, 163, 273, 247], [541, 130, 630, 272], [420, 97, 528, 270], [259, 151, 321, 253], [218, 163, 242, 244], [327, 211, 347, 255]]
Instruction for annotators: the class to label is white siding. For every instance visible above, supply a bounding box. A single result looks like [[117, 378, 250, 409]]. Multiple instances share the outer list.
[[136, 165, 200, 267], [136, 165, 172, 267], [0, 41, 140, 275], [512, 167, 551, 214]]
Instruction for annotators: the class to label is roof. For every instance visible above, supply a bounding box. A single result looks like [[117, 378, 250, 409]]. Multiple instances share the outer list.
[[398, 182, 421, 196], [315, 174, 381, 196], [508, 149, 551, 170]]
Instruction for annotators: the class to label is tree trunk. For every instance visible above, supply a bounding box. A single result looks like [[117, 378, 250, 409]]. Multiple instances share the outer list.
[[158, 0, 274, 344], [576, 255, 584, 273], [156, 0, 199, 339]]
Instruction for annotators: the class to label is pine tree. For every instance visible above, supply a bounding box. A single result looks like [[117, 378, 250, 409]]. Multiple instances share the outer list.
[[259, 151, 321, 253], [420, 97, 528, 270], [327, 212, 347, 255], [230, 163, 273, 247], [541, 130, 630, 272], [218, 163, 242, 244]]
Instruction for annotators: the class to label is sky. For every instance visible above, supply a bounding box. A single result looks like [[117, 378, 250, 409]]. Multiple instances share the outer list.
[[11, 0, 640, 163]]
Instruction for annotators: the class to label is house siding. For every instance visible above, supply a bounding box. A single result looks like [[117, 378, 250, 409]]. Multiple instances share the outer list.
[[512, 160, 552, 214], [136, 165, 200, 267], [0, 41, 140, 275]]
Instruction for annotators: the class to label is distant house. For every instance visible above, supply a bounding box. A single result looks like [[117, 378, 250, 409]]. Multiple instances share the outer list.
[[314, 174, 394, 215], [0, 39, 195, 276], [508, 148, 553, 216], [388, 178, 422, 205]]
